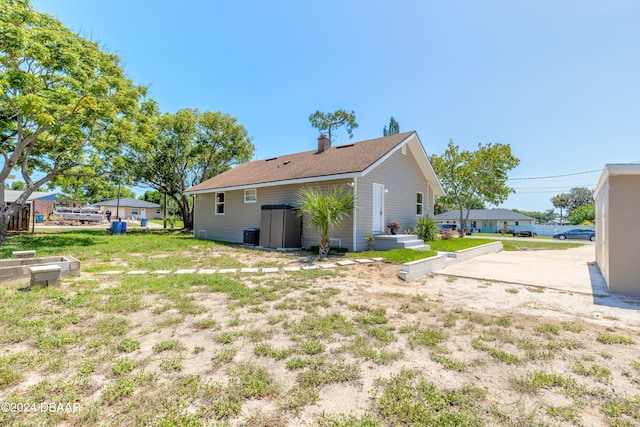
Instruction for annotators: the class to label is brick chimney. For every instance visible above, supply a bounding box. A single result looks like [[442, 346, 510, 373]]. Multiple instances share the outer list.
[[317, 134, 330, 154]]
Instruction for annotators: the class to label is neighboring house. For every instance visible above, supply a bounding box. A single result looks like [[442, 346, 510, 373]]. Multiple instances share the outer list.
[[90, 198, 162, 220], [594, 163, 640, 296], [434, 209, 536, 233], [185, 131, 445, 251], [3, 190, 60, 230]]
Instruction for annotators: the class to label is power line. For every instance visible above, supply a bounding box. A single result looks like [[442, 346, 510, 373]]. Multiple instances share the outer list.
[[509, 160, 640, 181], [508, 169, 601, 181]]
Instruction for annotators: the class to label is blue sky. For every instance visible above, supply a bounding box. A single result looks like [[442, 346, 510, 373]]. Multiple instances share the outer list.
[[32, 0, 640, 212]]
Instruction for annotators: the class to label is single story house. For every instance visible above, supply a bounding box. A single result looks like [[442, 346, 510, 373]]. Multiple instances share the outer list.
[[90, 198, 162, 220], [594, 163, 640, 296], [434, 209, 536, 233], [3, 190, 60, 230], [185, 131, 445, 251]]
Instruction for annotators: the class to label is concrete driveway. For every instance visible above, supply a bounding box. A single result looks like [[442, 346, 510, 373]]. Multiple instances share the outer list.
[[434, 244, 608, 297]]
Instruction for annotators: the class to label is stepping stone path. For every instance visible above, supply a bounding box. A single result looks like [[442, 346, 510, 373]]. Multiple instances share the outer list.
[[96, 259, 383, 277]]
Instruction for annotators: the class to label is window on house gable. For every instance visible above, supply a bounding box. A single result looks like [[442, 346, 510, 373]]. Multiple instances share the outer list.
[[244, 189, 257, 203], [215, 192, 225, 215], [416, 192, 424, 215]]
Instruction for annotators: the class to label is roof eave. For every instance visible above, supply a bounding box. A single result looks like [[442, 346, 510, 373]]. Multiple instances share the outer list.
[[185, 172, 362, 195]]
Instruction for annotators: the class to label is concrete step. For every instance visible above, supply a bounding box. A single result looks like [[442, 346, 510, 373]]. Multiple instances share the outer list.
[[409, 244, 432, 251], [402, 239, 428, 248]]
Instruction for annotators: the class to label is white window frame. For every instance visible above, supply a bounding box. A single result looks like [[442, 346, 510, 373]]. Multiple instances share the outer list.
[[131, 208, 138, 216], [215, 192, 225, 215], [416, 192, 424, 216], [244, 189, 257, 203]]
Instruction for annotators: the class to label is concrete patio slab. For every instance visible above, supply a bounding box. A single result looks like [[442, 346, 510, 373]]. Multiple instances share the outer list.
[[434, 245, 608, 297]]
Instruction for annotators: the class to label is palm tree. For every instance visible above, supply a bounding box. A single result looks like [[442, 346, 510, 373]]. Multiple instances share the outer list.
[[296, 185, 356, 256]]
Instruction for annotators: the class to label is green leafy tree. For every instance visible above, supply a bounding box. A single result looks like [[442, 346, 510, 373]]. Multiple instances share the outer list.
[[512, 209, 557, 224], [127, 108, 254, 229], [434, 196, 485, 215], [0, 0, 146, 242], [7, 181, 25, 191], [295, 185, 355, 256], [566, 187, 593, 212], [430, 139, 519, 237], [383, 116, 400, 136], [308, 109, 358, 141], [48, 165, 136, 204], [568, 203, 595, 225], [551, 194, 569, 222], [140, 190, 163, 205]]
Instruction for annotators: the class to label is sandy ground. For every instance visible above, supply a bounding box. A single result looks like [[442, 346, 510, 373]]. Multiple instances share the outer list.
[[5, 244, 640, 426]]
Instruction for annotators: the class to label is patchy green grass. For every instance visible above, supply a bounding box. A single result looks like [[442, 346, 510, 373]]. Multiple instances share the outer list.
[[597, 333, 635, 345], [500, 240, 582, 251], [426, 238, 496, 251], [348, 248, 437, 263], [1, 229, 638, 426], [373, 369, 484, 426]]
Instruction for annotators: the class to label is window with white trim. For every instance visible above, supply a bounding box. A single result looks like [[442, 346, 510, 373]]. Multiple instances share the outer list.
[[244, 189, 257, 203], [416, 192, 424, 215], [131, 208, 138, 216], [215, 192, 225, 215]]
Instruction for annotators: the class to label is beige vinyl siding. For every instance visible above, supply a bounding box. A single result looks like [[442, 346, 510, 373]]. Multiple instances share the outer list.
[[193, 180, 355, 249], [604, 175, 640, 295], [356, 145, 433, 251]]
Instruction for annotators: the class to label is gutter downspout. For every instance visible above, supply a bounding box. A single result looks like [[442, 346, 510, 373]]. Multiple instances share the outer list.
[[352, 178, 358, 252]]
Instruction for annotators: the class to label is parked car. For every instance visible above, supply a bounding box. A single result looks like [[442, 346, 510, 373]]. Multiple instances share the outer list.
[[438, 224, 457, 232], [553, 228, 595, 241], [513, 230, 537, 237]]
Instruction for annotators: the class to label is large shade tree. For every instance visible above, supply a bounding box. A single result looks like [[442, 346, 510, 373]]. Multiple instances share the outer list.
[[126, 108, 254, 229], [0, 0, 146, 242], [431, 139, 520, 237]]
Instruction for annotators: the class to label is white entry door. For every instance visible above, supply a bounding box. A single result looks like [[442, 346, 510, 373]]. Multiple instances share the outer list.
[[372, 183, 384, 233]]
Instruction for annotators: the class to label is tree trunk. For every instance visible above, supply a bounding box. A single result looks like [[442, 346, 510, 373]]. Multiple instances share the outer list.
[[0, 210, 10, 244], [319, 235, 330, 256], [174, 194, 193, 230]]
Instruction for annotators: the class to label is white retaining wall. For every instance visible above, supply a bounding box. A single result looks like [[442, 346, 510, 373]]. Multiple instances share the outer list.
[[398, 241, 503, 281]]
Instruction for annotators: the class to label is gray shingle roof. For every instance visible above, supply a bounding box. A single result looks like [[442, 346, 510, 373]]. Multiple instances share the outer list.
[[186, 132, 417, 192], [434, 209, 536, 221], [91, 198, 160, 208]]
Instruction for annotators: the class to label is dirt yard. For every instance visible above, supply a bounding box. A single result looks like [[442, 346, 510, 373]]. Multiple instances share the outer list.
[[2, 244, 640, 426]]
